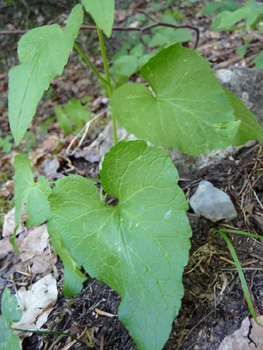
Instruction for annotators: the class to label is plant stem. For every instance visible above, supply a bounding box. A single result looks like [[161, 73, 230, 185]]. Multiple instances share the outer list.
[[97, 27, 118, 145], [74, 43, 108, 85]]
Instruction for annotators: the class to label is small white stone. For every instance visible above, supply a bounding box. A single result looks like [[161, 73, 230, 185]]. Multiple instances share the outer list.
[[189, 180, 237, 222]]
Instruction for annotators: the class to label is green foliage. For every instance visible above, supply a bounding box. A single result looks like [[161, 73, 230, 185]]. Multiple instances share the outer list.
[[0, 288, 22, 350], [14, 155, 51, 227], [8, 4, 83, 145], [255, 49, 263, 68], [49, 140, 191, 350], [0, 135, 13, 152], [54, 99, 90, 135], [7, 1, 263, 349], [110, 12, 193, 86], [211, 0, 263, 30], [82, 0, 114, 38], [202, 1, 238, 15], [47, 221, 87, 297], [111, 44, 240, 156]]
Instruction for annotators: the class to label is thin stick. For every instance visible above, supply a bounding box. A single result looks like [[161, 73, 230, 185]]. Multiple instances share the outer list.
[[0, 22, 199, 48]]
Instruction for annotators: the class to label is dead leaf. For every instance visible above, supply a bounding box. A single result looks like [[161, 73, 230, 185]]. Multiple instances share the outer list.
[[42, 157, 63, 181], [12, 274, 58, 337], [42, 136, 60, 152], [2, 207, 25, 237], [218, 316, 263, 350], [0, 180, 14, 197]]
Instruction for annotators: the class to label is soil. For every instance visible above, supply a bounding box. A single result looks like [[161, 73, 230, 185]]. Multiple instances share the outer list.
[[1, 1, 263, 350]]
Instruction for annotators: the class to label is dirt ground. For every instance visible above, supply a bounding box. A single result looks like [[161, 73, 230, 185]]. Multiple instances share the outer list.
[[1, 1, 263, 350]]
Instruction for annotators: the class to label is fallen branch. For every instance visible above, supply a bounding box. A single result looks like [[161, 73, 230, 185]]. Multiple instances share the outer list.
[[0, 23, 199, 48]]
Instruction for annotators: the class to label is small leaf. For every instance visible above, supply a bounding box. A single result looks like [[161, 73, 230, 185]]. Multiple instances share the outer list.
[[0, 288, 22, 350], [49, 140, 192, 350], [224, 89, 263, 145], [64, 99, 90, 124], [255, 49, 263, 69], [47, 221, 87, 297], [14, 155, 51, 227], [54, 105, 73, 135], [8, 5, 83, 144], [82, 0, 114, 37], [111, 44, 239, 156]]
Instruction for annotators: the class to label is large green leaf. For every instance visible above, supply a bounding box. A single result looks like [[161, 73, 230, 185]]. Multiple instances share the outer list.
[[8, 5, 83, 144], [224, 89, 263, 145], [47, 221, 87, 297], [82, 0, 114, 37], [14, 155, 51, 227], [49, 140, 192, 350], [110, 44, 240, 156], [0, 288, 22, 350]]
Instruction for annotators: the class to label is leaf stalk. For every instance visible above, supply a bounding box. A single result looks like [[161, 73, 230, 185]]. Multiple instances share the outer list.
[[97, 27, 118, 145]]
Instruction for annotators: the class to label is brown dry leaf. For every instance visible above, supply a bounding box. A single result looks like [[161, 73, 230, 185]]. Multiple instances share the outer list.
[[42, 157, 63, 181], [42, 136, 60, 152], [12, 274, 58, 337], [2, 207, 25, 237], [1, 210, 57, 275], [0, 180, 14, 198], [218, 316, 263, 350]]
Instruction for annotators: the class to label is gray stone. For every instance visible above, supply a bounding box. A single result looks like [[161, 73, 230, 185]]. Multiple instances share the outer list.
[[189, 180, 237, 222], [216, 68, 263, 126]]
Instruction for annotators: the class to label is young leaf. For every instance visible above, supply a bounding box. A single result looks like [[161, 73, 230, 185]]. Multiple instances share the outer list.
[[8, 4, 84, 145], [82, 0, 114, 38], [49, 140, 192, 350], [111, 44, 239, 156], [224, 89, 263, 145], [14, 155, 51, 227], [47, 221, 87, 297], [0, 288, 22, 350]]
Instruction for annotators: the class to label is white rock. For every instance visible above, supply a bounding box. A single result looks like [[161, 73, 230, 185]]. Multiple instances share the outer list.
[[189, 180, 237, 222]]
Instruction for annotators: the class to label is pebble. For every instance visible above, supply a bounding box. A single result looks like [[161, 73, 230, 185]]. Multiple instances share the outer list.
[[189, 180, 237, 222]]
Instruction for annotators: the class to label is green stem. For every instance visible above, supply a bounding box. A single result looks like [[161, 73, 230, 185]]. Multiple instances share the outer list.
[[74, 43, 108, 86], [12, 328, 94, 347], [97, 27, 118, 145]]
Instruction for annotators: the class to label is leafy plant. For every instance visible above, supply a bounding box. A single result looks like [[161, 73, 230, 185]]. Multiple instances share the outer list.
[[54, 98, 90, 135], [0, 288, 22, 350], [202, 0, 263, 63], [6, 1, 263, 350], [109, 12, 193, 87]]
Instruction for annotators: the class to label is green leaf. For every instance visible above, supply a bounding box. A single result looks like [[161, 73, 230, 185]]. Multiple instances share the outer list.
[[64, 99, 90, 125], [111, 44, 239, 156], [47, 221, 87, 297], [112, 55, 138, 77], [211, 0, 259, 30], [0, 288, 22, 350], [49, 140, 192, 350], [224, 89, 263, 145], [14, 155, 51, 227], [54, 105, 73, 135], [82, 0, 114, 38], [255, 49, 263, 69], [8, 5, 83, 145]]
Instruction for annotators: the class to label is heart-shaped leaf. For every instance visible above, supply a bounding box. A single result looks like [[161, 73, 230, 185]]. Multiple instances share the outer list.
[[0, 288, 22, 350], [49, 140, 192, 350], [110, 44, 240, 156], [82, 0, 114, 37], [8, 4, 83, 144]]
